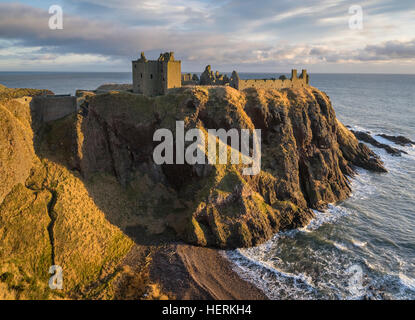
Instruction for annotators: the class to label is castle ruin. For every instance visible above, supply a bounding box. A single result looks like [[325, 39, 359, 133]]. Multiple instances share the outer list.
[[132, 52, 309, 96], [132, 52, 181, 96], [199, 65, 230, 86]]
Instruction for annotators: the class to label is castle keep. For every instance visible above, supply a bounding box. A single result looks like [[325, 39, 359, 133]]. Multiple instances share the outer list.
[[132, 52, 181, 96], [132, 51, 309, 96]]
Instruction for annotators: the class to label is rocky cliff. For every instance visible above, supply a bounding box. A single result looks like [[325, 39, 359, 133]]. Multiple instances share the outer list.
[[0, 88, 133, 299], [71, 86, 385, 248], [0, 84, 386, 299]]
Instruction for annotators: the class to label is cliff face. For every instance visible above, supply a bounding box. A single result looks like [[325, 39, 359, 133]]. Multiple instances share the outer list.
[[0, 84, 386, 299], [0, 89, 133, 299], [71, 86, 385, 248]]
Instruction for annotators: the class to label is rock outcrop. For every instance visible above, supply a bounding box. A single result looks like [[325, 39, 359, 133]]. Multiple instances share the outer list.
[[378, 134, 415, 147], [351, 130, 407, 156], [71, 86, 386, 248]]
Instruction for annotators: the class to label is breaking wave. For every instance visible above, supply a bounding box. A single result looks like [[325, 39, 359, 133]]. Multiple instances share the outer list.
[[225, 127, 415, 299]]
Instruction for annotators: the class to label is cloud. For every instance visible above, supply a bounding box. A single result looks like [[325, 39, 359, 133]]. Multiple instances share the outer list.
[[308, 40, 415, 63], [365, 40, 415, 59], [0, 3, 271, 64], [0, 1, 414, 72]]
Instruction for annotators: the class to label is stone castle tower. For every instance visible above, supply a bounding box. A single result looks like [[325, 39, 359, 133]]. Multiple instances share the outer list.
[[132, 52, 181, 96]]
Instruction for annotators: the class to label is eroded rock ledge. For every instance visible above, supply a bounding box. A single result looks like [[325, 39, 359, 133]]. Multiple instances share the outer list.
[[351, 130, 407, 156]]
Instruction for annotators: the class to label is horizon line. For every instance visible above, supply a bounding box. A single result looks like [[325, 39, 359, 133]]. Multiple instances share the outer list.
[[1, 71, 415, 76]]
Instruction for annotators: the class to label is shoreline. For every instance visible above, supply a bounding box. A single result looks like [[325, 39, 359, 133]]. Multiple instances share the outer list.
[[150, 243, 268, 300]]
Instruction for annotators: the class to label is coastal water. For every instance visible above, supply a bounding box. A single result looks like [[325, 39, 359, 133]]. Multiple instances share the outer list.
[[1, 72, 414, 299], [0, 72, 131, 95], [226, 73, 415, 300]]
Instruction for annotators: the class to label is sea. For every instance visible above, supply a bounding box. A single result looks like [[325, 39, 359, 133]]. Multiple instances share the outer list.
[[1, 72, 414, 300]]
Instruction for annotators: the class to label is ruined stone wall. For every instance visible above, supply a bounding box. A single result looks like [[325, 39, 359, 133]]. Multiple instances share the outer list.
[[31, 95, 77, 123], [182, 73, 199, 86], [230, 69, 309, 91], [237, 79, 293, 90], [165, 61, 182, 93], [181, 73, 192, 82], [199, 65, 230, 85]]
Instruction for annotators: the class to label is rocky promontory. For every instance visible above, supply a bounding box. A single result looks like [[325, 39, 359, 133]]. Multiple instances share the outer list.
[[0, 84, 386, 299], [71, 85, 386, 248]]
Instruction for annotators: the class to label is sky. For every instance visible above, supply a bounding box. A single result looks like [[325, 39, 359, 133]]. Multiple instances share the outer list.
[[0, 0, 414, 73]]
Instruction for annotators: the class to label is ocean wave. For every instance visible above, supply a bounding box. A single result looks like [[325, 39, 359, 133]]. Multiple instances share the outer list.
[[224, 125, 415, 300], [402, 144, 415, 159], [398, 273, 415, 292], [305, 204, 352, 231], [349, 168, 376, 199], [226, 235, 415, 299], [348, 124, 369, 132], [223, 249, 317, 299], [225, 241, 372, 299], [351, 238, 367, 248], [332, 241, 350, 252]]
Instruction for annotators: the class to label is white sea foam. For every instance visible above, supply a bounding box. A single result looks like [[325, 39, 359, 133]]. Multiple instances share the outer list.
[[349, 168, 376, 199], [348, 124, 369, 132], [372, 135, 393, 145], [398, 273, 415, 292], [223, 249, 317, 300], [225, 126, 415, 300], [351, 239, 367, 248], [332, 241, 350, 252], [305, 204, 352, 231], [402, 144, 415, 161]]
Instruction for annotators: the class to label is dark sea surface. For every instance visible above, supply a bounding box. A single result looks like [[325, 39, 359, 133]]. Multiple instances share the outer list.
[[0, 72, 132, 95], [226, 73, 415, 300], [1, 72, 414, 299]]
